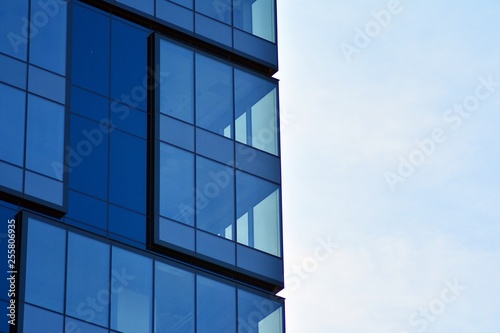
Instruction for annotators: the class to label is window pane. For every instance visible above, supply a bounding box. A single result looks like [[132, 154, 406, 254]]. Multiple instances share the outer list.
[[235, 69, 278, 155], [0, 1, 28, 59], [238, 289, 283, 333], [117, 0, 154, 15], [111, 247, 152, 332], [197, 275, 236, 332], [234, 0, 275, 42], [25, 171, 64, 205], [196, 156, 234, 240], [26, 94, 65, 180], [160, 144, 195, 225], [25, 218, 66, 312], [0, 83, 25, 166], [30, 0, 67, 74], [236, 172, 280, 256], [196, 54, 233, 138], [66, 232, 110, 327], [23, 304, 63, 333], [170, 0, 193, 9], [155, 261, 195, 333], [65, 318, 109, 333], [195, 0, 231, 24], [160, 39, 194, 123]]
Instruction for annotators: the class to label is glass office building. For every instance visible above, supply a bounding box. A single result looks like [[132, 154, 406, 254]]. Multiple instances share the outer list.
[[0, 0, 284, 331]]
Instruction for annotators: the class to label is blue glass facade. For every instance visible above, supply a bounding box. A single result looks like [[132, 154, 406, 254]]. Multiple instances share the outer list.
[[0, 0, 283, 331]]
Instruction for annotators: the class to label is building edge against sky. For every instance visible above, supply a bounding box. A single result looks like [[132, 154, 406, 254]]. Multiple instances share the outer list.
[[0, 0, 285, 331]]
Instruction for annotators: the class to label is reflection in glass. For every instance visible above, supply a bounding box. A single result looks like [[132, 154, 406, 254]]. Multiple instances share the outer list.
[[238, 289, 283, 333], [236, 171, 280, 256], [234, 0, 276, 42], [25, 218, 66, 312], [26, 94, 65, 180], [196, 54, 233, 138], [195, 0, 232, 24], [196, 156, 234, 240], [197, 275, 236, 332], [66, 232, 110, 327], [160, 39, 194, 123], [111, 247, 153, 332], [160, 144, 195, 225], [155, 262, 195, 333], [235, 69, 278, 155]]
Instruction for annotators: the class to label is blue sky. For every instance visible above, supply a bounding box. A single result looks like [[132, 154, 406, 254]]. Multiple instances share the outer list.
[[276, 1, 500, 332]]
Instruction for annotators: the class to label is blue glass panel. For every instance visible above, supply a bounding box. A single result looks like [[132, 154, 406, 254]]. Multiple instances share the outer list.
[[28, 65, 66, 104], [159, 144, 195, 225], [156, 1, 194, 32], [0, 2, 28, 60], [159, 217, 195, 251], [26, 94, 65, 180], [111, 19, 149, 111], [0, 53, 27, 89], [234, 29, 277, 67], [72, 4, 110, 96], [197, 275, 236, 332], [0, 83, 25, 166], [195, 14, 232, 47], [23, 304, 63, 333], [160, 115, 195, 151], [71, 86, 109, 122], [155, 261, 195, 333], [65, 318, 109, 333], [109, 204, 146, 243], [237, 244, 283, 283], [195, 0, 231, 24], [117, 0, 154, 15], [30, 0, 67, 74], [235, 143, 280, 183], [196, 230, 235, 265], [111, 247, 152, 332], [25, 171, 63, 205], [196, 54, 233, 137], [159, 39, 194, 123], [196, 128, 234, 165], [109, 131, 146, 213], [111, 103, 147, 138], [67, 191, 107, 230], [25, 218, 66, 312], [236, 171, 280, 256], [68, 115, 109, 200], [196, 156, 234, 239], [0, 161, 23, 191], [234, 0, 276, 42], [238, 289, 284, 333], [66, 232, 110, 327], [235, 69, 278, 155], [170, 0, 193, 9]]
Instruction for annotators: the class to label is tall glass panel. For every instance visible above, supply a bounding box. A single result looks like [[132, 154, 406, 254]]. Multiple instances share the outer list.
[[196, 54, 233, 138], [160, 39, 194, 123], [237, 290, 283, 333], [0, 1, 29, 59], [0, 83, 25, 166], [25, 218, 66, 312], [26, 94, 65, 180], [66, 233, 110, 327], [160, 143, 195, 225], [155, 262, 195, 333], [235, 69, 278, 156], [30, 0, 67, 75], [196, 156, 234, 240], [111, 247, 153, 332], [236, 172, 280, 256], [195, 0, 232, 24], [234, 0, 276, 42], [197, 275, 236, 332]]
